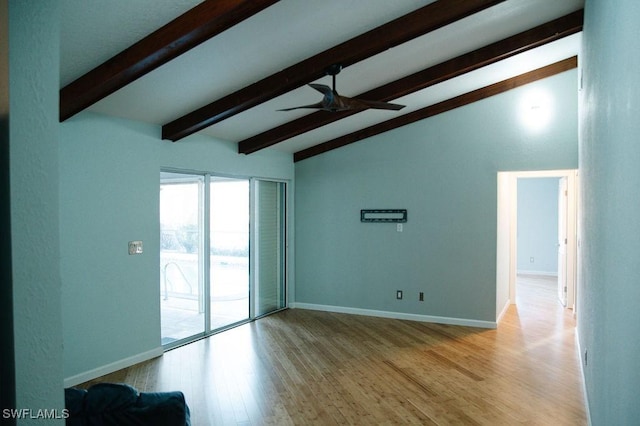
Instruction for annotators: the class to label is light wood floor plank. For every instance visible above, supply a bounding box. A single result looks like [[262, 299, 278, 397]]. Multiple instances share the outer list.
[[77, 275, 586, 425]]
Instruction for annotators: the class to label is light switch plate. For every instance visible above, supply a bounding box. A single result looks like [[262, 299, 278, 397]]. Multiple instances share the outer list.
[[128, 240, 143, 255]]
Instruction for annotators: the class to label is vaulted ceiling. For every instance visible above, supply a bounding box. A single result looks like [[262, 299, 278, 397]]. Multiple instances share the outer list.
[[60, 0, 584, 162]]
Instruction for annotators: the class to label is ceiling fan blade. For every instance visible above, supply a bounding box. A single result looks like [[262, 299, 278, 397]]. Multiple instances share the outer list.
[[308, 83, 333, 96], [354, 98, 406, 111], [279, 84, 336, 111], [279, 82, 405, 112], [277, 102, 324, 111]]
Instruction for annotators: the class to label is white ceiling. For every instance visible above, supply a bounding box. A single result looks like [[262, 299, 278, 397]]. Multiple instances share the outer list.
[[60, 0, 584, 154]]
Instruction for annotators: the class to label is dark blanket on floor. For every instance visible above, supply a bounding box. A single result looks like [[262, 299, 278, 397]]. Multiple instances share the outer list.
[[65, 383, 190, 426]]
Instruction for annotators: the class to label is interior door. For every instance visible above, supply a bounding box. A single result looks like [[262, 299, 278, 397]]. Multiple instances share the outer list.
[[557, 177, 568, 306]]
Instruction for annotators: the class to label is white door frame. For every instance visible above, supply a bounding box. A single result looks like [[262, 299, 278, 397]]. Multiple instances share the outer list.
[[496, 169, 578, 319], [557, 176, 569, 306]]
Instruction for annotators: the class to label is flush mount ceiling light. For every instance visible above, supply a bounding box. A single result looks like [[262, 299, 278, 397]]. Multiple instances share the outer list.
[[519, 88, 554, 131]]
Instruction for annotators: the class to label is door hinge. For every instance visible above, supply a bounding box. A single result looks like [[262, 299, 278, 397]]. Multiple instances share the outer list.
[[564, 286, 568, 293], [565, 238, 568, 244]]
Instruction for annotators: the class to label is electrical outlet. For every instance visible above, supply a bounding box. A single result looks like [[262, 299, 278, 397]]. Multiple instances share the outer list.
[[419, 292, 424, 301], [396, 290, 403, 300], [128, 240, 143, 255], [530, 257, 535, 263]]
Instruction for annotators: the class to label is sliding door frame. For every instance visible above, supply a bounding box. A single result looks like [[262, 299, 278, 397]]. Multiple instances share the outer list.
[[161, 168, 289, 350], [251, 178, 289, 320]]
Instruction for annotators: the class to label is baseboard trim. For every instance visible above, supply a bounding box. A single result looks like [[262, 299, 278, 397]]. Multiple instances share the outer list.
[[517, 270, 558, 277], [290, 303, 496, 329], [64, 347, 164, 388], [496, 299, 511, 324]]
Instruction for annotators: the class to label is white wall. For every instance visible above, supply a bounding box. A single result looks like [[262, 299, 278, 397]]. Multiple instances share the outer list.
[[9, 0, 65, 422], [579, 0, 640, 423], [295, 69, 578, 325], [59, 112, 294, 383]]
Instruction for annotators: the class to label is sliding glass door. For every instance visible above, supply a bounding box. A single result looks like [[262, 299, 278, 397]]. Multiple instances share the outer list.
[[160, 173, 205, 345], [160, 172, 286, 348], [255, 180, 286, 317], [209, 177, 249, 329]]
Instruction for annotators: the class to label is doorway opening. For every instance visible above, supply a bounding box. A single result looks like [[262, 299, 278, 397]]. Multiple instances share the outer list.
[[496, 170, 578, 322], [517, 176, 565, 307]]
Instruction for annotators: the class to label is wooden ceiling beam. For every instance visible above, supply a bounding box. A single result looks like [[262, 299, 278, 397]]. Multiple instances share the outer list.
[[240, 10, 583, 154], [293, 56, 578, 162], [162, 0, 506, 141], [59, 0, 278, 121]]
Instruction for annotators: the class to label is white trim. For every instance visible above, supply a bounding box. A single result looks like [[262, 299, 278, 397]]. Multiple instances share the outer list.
[[496, 173, 513, 316], [504, 169, 577, 178], [64, 347, 163, 388], [497, 169, 579, 311], [496, 299, 511, 324], [575, 333, 592, 426], [249, 178, 257, 319], [290, 303, 496, 329]]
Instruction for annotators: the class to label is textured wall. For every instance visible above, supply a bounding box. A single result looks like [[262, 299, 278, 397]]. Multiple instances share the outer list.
[[0, 0, 15, 417], [9, 0, 65, 423], [295, 70, 578, 323], [59, 112, 293, 381], [579, 0, 640, 423]]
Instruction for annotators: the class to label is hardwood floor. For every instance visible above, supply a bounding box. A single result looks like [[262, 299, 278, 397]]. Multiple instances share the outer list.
[[78, 275, 587, 425]]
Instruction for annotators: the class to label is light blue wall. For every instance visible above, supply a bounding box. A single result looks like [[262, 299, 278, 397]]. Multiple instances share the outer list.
[[517, 178, 559, 274], [59, 112, 293, 380], [295, 70, 578, 323], [579, 0, 640, 423], [9, 0, 65, 422]]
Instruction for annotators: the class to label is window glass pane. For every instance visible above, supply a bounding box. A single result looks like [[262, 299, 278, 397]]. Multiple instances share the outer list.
[[160, 172, 204, 344], [210, 178, 250, 329]]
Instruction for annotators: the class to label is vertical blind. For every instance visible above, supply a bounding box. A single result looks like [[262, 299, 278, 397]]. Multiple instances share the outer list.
[[256, 180, 285, 316]]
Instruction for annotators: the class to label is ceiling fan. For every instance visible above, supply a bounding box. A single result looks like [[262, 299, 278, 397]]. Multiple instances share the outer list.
[[279, 64, 405, 112]]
